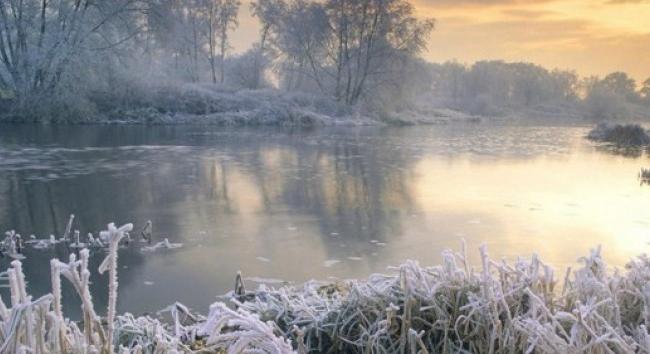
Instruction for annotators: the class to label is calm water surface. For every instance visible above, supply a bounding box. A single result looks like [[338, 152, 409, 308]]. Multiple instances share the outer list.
[[1, 123, 649, 318]]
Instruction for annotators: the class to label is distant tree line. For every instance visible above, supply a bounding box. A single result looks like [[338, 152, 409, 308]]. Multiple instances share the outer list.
[[427, 61, 650, 120]]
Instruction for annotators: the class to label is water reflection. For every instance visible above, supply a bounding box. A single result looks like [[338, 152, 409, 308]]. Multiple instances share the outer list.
[[594, 145, 647, 158], [639, 168, 650, 186], [0, 123, 649, 318]]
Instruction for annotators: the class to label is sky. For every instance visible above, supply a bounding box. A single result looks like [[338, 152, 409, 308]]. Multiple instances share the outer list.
[[230, 0, 650, 81]]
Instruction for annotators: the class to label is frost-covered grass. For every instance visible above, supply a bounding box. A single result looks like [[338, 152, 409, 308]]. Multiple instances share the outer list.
[[3, 221, 650, 353], [0, 82, 379, 126], [95, 84, 376, 127]]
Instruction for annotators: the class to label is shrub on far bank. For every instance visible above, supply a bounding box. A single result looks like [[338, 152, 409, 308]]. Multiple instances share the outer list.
[[587, 123, 650, 146]]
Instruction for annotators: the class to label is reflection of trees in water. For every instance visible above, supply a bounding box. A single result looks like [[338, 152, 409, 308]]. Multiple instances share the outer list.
[[0, 124, 183, 148], [0, 125, 189, 318], [594, 145, 647, 159], [0, 171, 152, 318], [189, 131, 420, 252], [639, 168, 650, 186], [0, 125, 420, 316]]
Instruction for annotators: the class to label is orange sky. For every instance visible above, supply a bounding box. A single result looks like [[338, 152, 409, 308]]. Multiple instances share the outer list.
[[230, 0, 650, 81]]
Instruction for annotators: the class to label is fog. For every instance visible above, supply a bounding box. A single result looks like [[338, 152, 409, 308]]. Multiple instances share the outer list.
[[0, 0, 649, 124]]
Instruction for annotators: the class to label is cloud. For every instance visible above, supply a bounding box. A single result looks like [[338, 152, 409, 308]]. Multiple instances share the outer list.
[[414, 0, 553, 5], [412, 0, 557, 9], [500, 8, 556, 18], [607, 0, 650, 4]]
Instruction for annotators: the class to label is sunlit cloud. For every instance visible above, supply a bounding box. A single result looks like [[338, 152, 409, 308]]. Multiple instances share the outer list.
[[499, 9, 556, 18], [607, 0, 650, 4], [413, 0, 555, 7], [412, 0, 650, 80]]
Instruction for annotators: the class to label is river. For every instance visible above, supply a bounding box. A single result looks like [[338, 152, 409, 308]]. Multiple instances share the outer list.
[[0, 122, 648, 318]]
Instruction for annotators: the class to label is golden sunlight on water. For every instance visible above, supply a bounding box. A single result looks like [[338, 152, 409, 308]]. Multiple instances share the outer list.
[[411, 152, 650, 269]]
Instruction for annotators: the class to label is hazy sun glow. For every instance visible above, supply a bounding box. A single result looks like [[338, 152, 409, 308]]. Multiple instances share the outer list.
[[232, 0, 650, 81], [414, 0, 650, 80]]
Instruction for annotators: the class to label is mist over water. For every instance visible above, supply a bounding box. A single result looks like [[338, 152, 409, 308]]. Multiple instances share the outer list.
[[1, 122, 649, 318]]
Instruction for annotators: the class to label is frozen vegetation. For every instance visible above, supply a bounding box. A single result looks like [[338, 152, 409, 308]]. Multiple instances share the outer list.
[[94, 85, 376, 127], [4, 220, 650, 352], [2, 1, 649, 125], [587, 123, 650, 146], [0, 0, 433, 125]]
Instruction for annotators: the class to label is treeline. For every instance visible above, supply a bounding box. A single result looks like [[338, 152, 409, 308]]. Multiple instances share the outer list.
[[427, 61, 650, 120], [1, 0, 648, 123], [0, 0, 433, 122]]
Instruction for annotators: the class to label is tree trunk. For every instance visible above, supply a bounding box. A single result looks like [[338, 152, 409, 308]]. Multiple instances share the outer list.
[[219, 27, 227, 84], [209, 15, 217, 84], [253, 26, 269, 89]]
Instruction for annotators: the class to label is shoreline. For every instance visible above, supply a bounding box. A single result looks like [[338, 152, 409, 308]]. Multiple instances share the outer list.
[[1, 83, 608, 127]]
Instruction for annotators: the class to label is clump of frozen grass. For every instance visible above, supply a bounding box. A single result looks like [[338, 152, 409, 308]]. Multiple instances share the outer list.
[[98, 222, 133, 353], [5, 221, 650, 353], [587, 123, 650, 146], [70, 230, 87, 248], [141, 238, 182, 253], [1, 230, 24, 259], [197, 303, 294, 352], [140, 220, 153, 243], [233, 245, 650, 353], [63, 214, 75, 241]]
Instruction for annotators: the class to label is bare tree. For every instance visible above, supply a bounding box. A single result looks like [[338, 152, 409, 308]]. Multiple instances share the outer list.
[[148, 0, 204, 81], [250, 0, 285, 89], [0, 0, 148, 106], [203, 0, 240, 84], [255, 0, 433, 105]]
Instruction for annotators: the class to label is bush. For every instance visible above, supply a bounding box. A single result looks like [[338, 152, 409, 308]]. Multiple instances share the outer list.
[[587, 123, 650, 146]]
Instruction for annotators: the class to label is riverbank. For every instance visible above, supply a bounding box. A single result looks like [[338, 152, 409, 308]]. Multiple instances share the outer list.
[[0, 83, 483, 126], [5, 82, 650, 127], [2, 221, 649, 353]]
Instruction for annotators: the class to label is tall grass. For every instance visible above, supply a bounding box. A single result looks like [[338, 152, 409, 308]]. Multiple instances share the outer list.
[[2, 221, 650, 353]]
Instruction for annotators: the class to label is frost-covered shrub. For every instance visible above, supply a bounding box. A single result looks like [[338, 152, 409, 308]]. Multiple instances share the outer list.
[[224, 47, 274, 90], [235, 246, 650, 353], [587, 123, 650, 146], [99, 83, 369, 126]]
